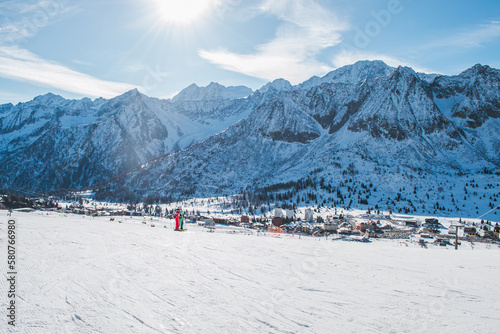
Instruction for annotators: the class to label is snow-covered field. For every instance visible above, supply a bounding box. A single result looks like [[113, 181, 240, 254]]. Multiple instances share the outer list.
[[1, 211, 500, 333]]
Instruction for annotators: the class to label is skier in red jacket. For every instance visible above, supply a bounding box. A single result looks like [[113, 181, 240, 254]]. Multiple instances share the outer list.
[[174, 208, 181, 230]]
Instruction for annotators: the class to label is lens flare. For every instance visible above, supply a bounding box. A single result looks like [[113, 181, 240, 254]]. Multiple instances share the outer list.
[[152, 0, 219, 26]]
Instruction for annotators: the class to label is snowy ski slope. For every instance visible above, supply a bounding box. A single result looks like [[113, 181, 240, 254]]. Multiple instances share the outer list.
[[1, 212, 500, 333]]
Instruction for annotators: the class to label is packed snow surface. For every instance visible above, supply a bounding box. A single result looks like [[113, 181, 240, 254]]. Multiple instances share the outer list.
[[1, 212, 500, 333]]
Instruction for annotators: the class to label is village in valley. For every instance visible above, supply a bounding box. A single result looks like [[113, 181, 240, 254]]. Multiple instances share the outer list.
[[6, 190, 499, 249]]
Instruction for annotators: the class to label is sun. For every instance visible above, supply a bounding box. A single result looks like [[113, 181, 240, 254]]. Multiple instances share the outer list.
[[151, 0, 219, 26]]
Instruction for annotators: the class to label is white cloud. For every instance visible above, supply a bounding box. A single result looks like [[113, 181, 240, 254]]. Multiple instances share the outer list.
[[0, 1, 137, 100], [199, 0, 348, 84], [199, 48, 333, 84], [331, 21, 500, 76], [0, 0, 29, 12], [426, 20, 500, 49], [0, 46, 140, 99], [0, 0, 77, 44]]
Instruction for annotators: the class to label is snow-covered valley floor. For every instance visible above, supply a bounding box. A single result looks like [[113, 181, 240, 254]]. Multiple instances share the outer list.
[[1, 212, 500, 333]]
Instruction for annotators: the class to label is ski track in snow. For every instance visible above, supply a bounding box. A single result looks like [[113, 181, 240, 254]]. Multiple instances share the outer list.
[[1, 212, 500, 333]]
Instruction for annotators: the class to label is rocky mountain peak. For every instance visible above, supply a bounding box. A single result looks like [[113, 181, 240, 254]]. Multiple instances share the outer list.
[[172, 82, 252, 102], [258, 78, 293, 93], [299, 60, 394, 90], [32, 92, 66, 105]]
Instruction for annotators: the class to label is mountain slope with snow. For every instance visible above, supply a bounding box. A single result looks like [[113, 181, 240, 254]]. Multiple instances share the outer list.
[[0, 84, 253, 191]]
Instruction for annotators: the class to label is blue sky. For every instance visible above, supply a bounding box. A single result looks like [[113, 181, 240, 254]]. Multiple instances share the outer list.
[[0, 0, 499, 104]]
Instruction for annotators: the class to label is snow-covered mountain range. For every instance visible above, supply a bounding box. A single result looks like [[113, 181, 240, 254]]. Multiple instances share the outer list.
[[1, 60, 499, 217], [0, 83, 253, 191]]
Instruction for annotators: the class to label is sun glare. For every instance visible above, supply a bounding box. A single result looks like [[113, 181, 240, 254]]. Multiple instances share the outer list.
[[152, 0, 218, 26]]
